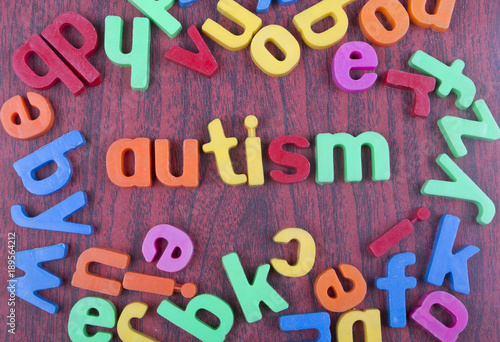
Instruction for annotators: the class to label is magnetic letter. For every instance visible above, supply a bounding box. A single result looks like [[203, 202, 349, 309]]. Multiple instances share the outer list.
[[106, 138, 152, 188], [9, 243, 68, 314], [117, 302, 157, 342], [268, 135, 310, 184], [71, 247, 131, 296], [123, 272, 197, 298], [202, 0, 262, 51], [359, 0, 410, 46], [336, 309, 382, 342], [250, 25, 301, 77], [157, 294, 234, 342], [41, 12, 101, 86], [408, 0, 457, 32], [128, 0, 181, 38], [315, 132, 390, 183], [421, 154, 495, 225], [332, 41, 378, 92], [155, 139, 200, 188], [409, 50, 476, 110], [0, 92, 54, 140], [293, 0, 357, 50], [270, 227, 316, 277], [202, 119, 247, 186], [222, 252, 289, 323], [142, 224, 194, 272], [375, 252, 417, 327], [104, 16, 151, 91], [425, 215, 479, 294], [12, 34, 85, 96], [279, 312, 331, 342], [314, 264, 367, 312], [256, 0, 297, 14], [13, 130, 86, 196], [410, 291, 468, 342], [244, 115, 264, 186], [11, 191, 93, 235], [68, 297, 117, 342]]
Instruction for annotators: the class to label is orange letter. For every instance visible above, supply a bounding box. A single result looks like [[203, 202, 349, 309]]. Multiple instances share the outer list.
[[155, 139, 199, 188], [408, 0, 456, 32], [0, 92, 54, 140], [359, 0, 409, 47], [314, 264, 367, 312], [106, 138, 152, 187], [71, 247, 130, 296], [123, 272, 197, 298]]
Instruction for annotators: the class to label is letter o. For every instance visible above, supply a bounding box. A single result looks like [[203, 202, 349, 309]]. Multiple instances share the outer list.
[[250, 25, 301, 77]]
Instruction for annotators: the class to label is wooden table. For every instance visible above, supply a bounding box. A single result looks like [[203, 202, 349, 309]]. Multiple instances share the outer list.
[[1, 0, 498, 341]]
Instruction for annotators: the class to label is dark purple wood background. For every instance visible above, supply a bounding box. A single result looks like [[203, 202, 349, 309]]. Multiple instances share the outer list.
[[1, 0, 499, 341]]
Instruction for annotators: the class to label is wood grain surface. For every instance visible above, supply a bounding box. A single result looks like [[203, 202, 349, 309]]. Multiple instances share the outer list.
[[0, 0, 499, 341]]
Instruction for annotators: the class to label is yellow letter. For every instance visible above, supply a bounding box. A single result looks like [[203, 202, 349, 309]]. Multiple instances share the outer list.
[[293, 0, 357, 50], [336, 309, 382, 342], [203, 119, 247, 186], [244, 115, 264, 186], [202, 0, 262, 51], [270, 228, 316, 277], [250, 25, 301, 77], [117, 302, 158, 342]]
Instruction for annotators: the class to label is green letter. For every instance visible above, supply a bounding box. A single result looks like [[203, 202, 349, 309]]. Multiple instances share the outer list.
[[127, 0, 181, 38], [421, 154, 495, 225], [222, 252, 289, 323], [315, 132, 390, 183], [438, 100, 500, 158], [104, 16, 151, 91], [68, 296, 117, 342], [156, 294, 234, 342]]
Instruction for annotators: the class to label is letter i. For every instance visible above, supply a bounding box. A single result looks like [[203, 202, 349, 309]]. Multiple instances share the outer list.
[[245, 115, 264, 186]]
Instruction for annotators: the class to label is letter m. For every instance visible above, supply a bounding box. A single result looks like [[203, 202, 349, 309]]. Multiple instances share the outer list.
[[315, 132, 390, 183]]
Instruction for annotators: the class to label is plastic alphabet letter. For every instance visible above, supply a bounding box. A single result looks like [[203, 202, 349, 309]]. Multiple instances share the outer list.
[[142, 224, 194, 272], [409, 50, 476, 110], [315, 132, 390, 183], [11, 191, 93, 235], [336, 309, 382, 342], [106, 138, 152, 188], [279, 312, 331, 342], [157, 294, 234, 342], [8, 243, 68, 314], [41, 12, 101, 87], [425, 215, 479, 294], [165, 25, 218, 78], [123, 272, 198, 298], [68, 297, 117, 342], [222, 252, 289, 323], [410, 291, 468, 342], [155, 139, 200, 188], [256, 0, 297, 14], [268, 135, 310, 184], [250, 25, 301, 77], [178, 0, 200, 7], [438, 100, 500, 158], [0, 92, 54, 140], [71, 247, 131, 296], [293, 0, 357, 50], [375, 252, 417, 328], [117, 302, 157, 342], [359, 0, 410, 47], [367, 207, 431, 258], [383, 70, 436, 118], [128, 0, 181, 38], [421, 154, 495, 225], [314, 264, 367, 312], [12, 34, 85, 96], [408, 0, 457, 32], [332, 41, 378, 92], [244, 115, 264, 186], [104, 16, 151, 91], [202, 0, 262, 51], [202, 119, 247, 186], [270, 227, 316, 277], [13, 130, 86, 196]]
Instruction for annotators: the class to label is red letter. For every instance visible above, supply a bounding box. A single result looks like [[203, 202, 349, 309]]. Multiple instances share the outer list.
[[268, 136, 310, 184]]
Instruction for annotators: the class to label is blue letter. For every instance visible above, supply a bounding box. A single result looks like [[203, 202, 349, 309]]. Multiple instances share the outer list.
[[280, 312, 331, 342], [375, 252, 417, 328], [425, 214, 480, 294]]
